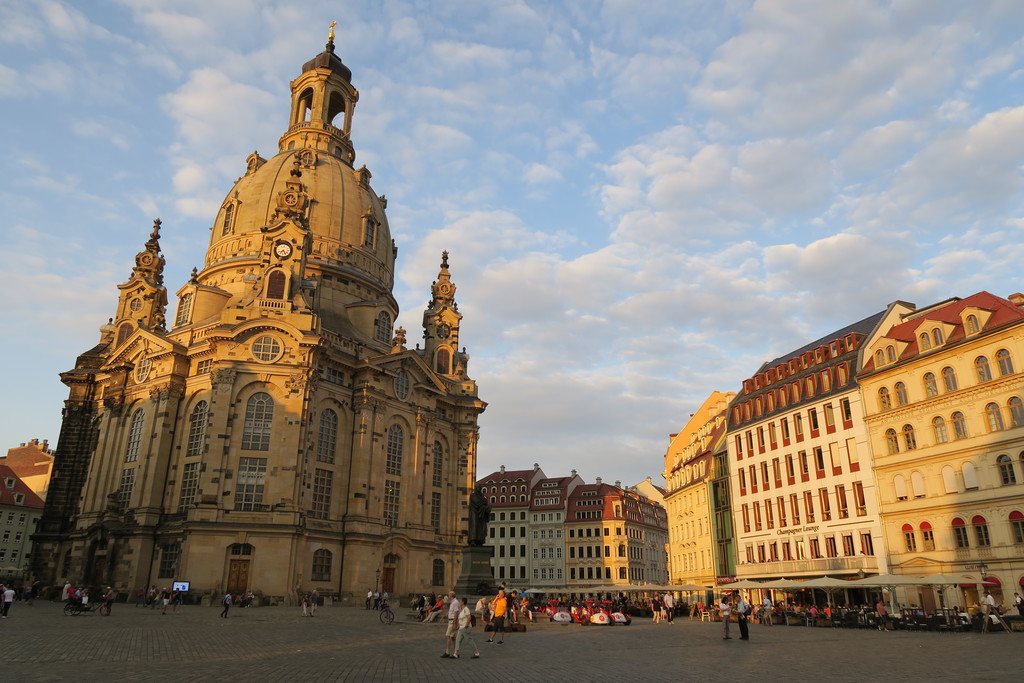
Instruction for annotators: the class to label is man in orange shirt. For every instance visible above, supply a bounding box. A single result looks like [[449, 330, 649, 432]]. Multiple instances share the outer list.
[[487, 589, 508, 644]]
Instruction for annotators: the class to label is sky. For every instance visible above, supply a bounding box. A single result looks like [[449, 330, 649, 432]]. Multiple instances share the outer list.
[[2, 0, 1024, 488]]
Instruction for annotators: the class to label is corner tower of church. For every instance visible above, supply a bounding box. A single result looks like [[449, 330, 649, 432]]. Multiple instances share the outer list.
[[32, 30, 486, 604]]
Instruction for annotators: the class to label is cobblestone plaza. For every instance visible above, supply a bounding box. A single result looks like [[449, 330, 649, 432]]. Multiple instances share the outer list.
[[0, 602, 1018, 682]]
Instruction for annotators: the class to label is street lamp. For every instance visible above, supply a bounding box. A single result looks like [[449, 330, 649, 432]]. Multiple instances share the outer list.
[[375, 568, 381, 594]]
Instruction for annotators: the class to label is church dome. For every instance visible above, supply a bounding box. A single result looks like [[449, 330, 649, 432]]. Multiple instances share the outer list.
[[205, 148, 394, 293], [200, 38, 395, 300]]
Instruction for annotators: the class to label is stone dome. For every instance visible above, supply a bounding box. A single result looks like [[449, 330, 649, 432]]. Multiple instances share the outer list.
[[205, 147, 394, 294]]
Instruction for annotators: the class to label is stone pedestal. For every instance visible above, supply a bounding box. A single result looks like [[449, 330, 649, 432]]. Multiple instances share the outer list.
[[454, 545, 495, 597]]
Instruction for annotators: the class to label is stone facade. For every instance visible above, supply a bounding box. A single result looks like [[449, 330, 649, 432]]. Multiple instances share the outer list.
[[31, 38, 485, 603]]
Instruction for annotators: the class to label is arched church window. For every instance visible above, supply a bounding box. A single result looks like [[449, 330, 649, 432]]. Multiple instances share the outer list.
[[317, 409, 337, 464], [186, 400, 208, 457], [267, 271, 286, 300], [241, 393, 273, 451], [117, 323, 133, 346], [175, 292, 193, 327], [385, 424, 403, 475], [125, 408, 145, 463], [312, 549, 332, 581], [374, 311, 391, 343], [436, 348, 450, 375]]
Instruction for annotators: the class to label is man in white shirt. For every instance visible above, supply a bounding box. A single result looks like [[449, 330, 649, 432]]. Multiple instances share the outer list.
[[1, 585, 15, 618], [762, 596, 774, 626], [663, 593, 675, 623], [441, 591, 463, 657], [719, 596, 732, 639]]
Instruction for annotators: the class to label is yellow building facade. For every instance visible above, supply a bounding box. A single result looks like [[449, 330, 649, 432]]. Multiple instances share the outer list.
[[32, 37, 485, 603], [859, 292, 1024, 609], [663, 391, 734, 587]]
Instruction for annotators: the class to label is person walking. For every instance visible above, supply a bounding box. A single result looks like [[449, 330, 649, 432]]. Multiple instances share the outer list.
[[719, 596, 732, 639], [135, 585, 146, 608], [664, 592, 675, 623], [487, 589, 509, 644], [310, 589, 319, 617], [875, 599, 889, 631], [366, 589, 373, 610], [762, 596, 774, 626], [1, 584, 14, 618], [220, 592, 232, 618], [452, 599, 481, 659], [441, 590, 463, 658], [171, 587, 182, 613], [737, 594, 750, 640], [160, 587, 171, 614], [301, 591, 311, 617]]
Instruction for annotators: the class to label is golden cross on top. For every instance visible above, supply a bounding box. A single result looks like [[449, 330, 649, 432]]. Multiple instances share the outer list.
[[329, 21, 337, 41]]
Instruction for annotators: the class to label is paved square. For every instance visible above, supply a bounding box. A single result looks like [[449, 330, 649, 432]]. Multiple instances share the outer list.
[[0, 602, 1018, 682]]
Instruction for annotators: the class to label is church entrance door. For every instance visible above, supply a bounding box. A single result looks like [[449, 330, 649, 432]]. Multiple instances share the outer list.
[[227, 560, 250, 594]]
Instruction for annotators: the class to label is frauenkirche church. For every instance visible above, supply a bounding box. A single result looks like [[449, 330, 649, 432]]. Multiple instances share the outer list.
[[32, 30, 486, 602]]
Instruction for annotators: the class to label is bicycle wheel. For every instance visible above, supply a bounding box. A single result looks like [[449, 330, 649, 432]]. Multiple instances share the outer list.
[[64, 603, 74, 616], [380, 609, 394, 625], [100, 604, 111, 617]]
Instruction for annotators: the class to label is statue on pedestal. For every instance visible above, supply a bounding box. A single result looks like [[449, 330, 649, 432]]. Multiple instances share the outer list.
[[468, 486, 491, 546]]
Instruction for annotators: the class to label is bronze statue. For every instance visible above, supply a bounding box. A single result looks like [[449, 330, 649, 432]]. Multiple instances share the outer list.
[[468, 486, 491, 546]]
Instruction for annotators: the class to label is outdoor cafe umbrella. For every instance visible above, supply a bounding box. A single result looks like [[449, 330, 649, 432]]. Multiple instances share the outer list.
[[795, 576, 854, 607]]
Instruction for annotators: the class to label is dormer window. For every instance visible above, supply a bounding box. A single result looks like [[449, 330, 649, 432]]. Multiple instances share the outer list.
[[363, 215, 377, 248], [175, 292, 193, 327], [932, 328, 944, 345], [966, 315, 980, 334], [3, 477, 13, 489], [874, 349, 885, 367], [886, 345, 897, 362], [919, 333, 931, 351]]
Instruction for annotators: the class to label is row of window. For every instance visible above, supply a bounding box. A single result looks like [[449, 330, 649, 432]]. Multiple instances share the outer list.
[[734, 400, 854, 460], [901, 512, 1024, 552], [744, 532, 875, 564], [893, 454, 1024, 500], [740, 482, 869, 532], [734, 366, 852, 424], [737, 440, 862, 496], [884, 403, 1023, 456], [877, 352, 1015, 410], [741, 334, 859, 393]]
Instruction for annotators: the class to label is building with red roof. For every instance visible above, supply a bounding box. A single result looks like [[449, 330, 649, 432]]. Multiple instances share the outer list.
[[1, 465, 45, 584], [858, 291, 1024, 610]]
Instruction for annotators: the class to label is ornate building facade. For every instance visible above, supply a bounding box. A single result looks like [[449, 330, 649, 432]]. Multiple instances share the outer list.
[[858, 291, 1024, 609], [32, 37, 485, 602]]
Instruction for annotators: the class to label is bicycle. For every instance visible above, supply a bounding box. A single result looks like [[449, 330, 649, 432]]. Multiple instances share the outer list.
[[64, 599, 111, 616], [379, 601, 395, 625]]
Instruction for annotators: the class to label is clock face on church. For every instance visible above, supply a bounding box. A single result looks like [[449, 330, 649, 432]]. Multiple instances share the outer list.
[[437, 324, 451, 339], [274, 241, 293, 259]]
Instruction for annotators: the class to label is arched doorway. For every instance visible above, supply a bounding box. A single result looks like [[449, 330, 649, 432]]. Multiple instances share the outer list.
[[382, 553, 398, 594]]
